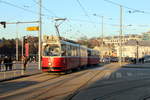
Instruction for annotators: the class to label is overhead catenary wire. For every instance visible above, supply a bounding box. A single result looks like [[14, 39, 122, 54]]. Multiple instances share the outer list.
[[66, 19, 89, 39], [76, 0, 89, 17], [0, 0, 52, 19], [32, 0, 58, 17], [0, 0, 39, 15], [104, 0, 150, 15], [75, 0, 96, 26], [68, 18, 121, 26]]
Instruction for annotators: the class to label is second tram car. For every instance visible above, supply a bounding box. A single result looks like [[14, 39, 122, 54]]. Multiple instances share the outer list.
[[87, 48, 100, 65], [42, 36, 100, 72]]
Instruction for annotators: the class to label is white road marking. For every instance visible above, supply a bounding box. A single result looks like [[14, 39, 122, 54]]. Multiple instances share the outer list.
[[104, 72, 111, 79], [127, 72, 132, 76], [94, 67, 106, 70], [116, 72, 122, 78]]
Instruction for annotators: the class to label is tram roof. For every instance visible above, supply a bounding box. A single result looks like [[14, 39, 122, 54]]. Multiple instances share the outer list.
[[43, 35, 82, 46], [43, 35, 95, 49], [43, 35, 78, 43]]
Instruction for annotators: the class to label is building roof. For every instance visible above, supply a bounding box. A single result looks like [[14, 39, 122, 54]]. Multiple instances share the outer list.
[[124, 40, 150, 46]]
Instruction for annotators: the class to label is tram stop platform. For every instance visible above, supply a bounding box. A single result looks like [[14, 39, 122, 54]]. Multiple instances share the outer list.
[[0, 62, 42, 82]]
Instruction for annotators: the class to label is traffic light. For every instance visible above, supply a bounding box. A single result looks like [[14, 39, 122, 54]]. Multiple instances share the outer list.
[[23, 36, 28, 43], [0, 21, 6, 28]]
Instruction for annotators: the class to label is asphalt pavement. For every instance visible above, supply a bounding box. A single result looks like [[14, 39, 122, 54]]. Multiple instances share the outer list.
[[123, 63, 150, 68], [1, 63, 150, 100]]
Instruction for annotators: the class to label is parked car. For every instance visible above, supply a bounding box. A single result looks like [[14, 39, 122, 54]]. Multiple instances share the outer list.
[[110, 57, 119, 62], [144, 55, 150, 63]]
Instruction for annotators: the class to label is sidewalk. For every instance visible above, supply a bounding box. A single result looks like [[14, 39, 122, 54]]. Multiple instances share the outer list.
[[0, 62, 42, 82], [123, 63, 150, 68]]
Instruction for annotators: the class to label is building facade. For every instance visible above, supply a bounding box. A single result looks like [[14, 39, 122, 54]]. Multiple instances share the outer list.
[[102, 34, 143, 46], [115, 40, 150, 58]]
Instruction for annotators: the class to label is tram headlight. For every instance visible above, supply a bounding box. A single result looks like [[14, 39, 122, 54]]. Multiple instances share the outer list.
[[48, 62, 52, 66]]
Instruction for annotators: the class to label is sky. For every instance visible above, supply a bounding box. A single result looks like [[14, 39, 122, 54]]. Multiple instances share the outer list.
[[0, 0, 150, 40]]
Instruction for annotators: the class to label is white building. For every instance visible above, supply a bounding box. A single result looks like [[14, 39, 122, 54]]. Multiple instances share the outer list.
[[103, 34, 143, 46], [115, 40, 150, 58]]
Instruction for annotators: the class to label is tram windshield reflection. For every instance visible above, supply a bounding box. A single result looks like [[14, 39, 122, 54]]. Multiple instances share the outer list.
[[43, 44, 61, 56]]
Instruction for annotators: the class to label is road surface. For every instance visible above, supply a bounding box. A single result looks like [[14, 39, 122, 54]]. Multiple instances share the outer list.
[[0, 63, 150, 100]]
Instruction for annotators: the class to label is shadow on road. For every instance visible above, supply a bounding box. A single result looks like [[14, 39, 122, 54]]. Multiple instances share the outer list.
[[0, 81, 39, 95]]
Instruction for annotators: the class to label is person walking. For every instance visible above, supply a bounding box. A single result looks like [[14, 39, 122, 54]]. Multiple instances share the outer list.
[[22, 56, 28, 71], [0, 58, 2, 71], [8, 57, 13, 71], [4, 56, 9, 71]]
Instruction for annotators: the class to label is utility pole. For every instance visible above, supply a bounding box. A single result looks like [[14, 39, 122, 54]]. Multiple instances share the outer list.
[[38, 0, 42, 70], [16, 23, 19, 61], [21, 36, 24, 75], [136, 41, 139, 64], [93, 14, 104, 61], [101, 16, 104, 61], [119, 5, 123, 66]]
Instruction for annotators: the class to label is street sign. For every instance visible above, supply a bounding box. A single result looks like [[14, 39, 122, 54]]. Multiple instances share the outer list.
[[26, 26, 39, 31]]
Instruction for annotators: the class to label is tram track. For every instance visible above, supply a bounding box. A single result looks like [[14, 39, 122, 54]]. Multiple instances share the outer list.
[[32, 64, 121, 100], [1, 63, 137, 100], [63, 67, 150, 100], [90, 76, 150, 100], [0, 73, 62, 99], [25, 70, 92, 100], [93, 80, 150, 100], [66, 71, 104, 100], [0, 69, 91, 100]]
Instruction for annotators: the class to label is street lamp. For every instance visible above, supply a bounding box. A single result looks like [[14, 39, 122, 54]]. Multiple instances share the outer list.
[[38, 0, 42, 70], [93, 14, 104, 61], [119, 5, 123, 66], [136, 40, 139, 63]]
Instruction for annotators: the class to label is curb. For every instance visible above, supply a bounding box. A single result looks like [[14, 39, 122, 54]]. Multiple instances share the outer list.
[[123, 65, 150, 69], [0, 72, 42, 82]]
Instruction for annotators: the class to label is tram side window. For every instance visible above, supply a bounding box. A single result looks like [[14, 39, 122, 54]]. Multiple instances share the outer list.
[[71, 46, 75, 56], [78, 47, 80, 56], [74, 46, 77, 56], [71, 46, 74, 56], [70, 46, 73, 56], [92, 51, 95, 57], [81, 48, 83, 57], [72, 46, 75, 56], [61, 44, 67, 56], [82, 49, 85, 57], [80, 48, 82, 57], [88, 50, 91, 56], [85, 49, 87, 57], [76, 47, 79, 56], [68, 45, 71, 56], [83, 49, 86, 57]]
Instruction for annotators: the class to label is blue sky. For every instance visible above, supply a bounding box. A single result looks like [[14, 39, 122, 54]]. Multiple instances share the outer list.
[[0, 0, 150, 40]]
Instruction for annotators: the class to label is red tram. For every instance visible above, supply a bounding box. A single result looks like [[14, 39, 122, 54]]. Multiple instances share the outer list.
[[42, 36, 100, 72]]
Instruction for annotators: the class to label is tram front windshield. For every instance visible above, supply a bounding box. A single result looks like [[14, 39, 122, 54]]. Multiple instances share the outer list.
[[43, 44, 61, 56]]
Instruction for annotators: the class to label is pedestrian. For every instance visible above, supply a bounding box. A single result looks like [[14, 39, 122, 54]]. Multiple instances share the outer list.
[[4, 56, 9, 71], [0, 58, 2, 71], [141, 57, 144, 64], [8, 57, 13, 71], [23, 56, 29, 71]]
